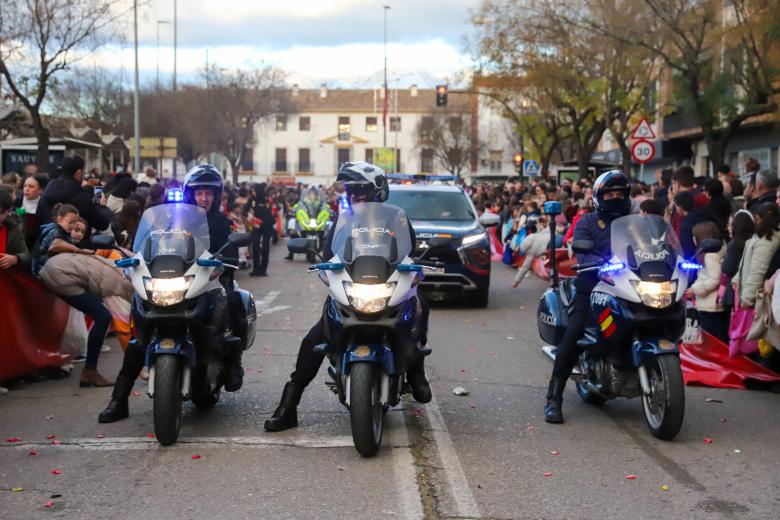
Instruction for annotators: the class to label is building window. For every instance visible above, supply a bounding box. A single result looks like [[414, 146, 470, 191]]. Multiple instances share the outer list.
[[390, 116, 401, 132], [275, 116, 287, 131], [274, 148, 287, 172], [421, 116, 434, 141], [338, 116, 350, 141], [365, 117, 378, 132], [365, 148, 373, 164], [421, 149, 434, 173], [298, 148, 311, 173], [299, 116, 310, 131], [489, 150, 502, 173], [338, 148, 351, 169]]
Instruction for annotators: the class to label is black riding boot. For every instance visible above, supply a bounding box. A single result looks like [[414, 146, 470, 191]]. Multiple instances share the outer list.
[[407, 365, 432, 404], [544, 377, 566, 424], [98, 376, 134, 423], [223, 339, 244, 392], [264, 382, 303, 432]]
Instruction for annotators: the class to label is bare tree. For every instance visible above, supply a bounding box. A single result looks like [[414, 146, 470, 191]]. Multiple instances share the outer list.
[[50, 66, 128, 134], [415, 108, 477, 178], [0, 0, 125, 172]]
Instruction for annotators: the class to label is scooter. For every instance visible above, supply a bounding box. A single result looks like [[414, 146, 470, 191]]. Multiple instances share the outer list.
[[287, 202, 444, 457], [537, 201, 721, 440], [109, 201, 255, 445]]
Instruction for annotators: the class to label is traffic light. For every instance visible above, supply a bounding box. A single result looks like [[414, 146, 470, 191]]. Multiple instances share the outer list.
[[436, 84, 448, 107], [513, 153, 523, 174]]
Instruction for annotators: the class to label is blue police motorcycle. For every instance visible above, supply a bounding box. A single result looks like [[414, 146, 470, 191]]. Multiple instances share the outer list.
[[537, 202, 721, 440]]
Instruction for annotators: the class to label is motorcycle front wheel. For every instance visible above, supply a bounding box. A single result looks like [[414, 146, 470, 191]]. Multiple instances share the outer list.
[[349, 363, 384, 457], [641, 355, 685, 441], [153, 355, 183, 446]]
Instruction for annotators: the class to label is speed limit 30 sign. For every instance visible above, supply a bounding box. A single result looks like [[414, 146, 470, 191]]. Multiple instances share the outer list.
[[631, 139, 655, 164]]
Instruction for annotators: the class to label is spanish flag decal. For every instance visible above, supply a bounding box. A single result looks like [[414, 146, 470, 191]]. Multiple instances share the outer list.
[[598, 307, 617, 338]]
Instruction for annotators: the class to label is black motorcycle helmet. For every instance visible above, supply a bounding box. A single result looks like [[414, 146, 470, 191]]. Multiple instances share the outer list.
[[183, 164, 223, 215], [337, 161, 389, 203], [592, 170, 631, 219]]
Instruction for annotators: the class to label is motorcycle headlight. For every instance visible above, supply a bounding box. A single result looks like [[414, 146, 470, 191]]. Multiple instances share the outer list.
[[309, 218, 317, 228], [143, 276, 194, 306], [630, 280, 677, 309], [342, 281, 396, 314]]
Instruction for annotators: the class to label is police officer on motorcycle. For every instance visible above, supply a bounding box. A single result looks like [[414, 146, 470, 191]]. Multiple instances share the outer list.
[[545, 170, 631, 424], [98, 164, 245, 423], [264, 162, 432, 432]]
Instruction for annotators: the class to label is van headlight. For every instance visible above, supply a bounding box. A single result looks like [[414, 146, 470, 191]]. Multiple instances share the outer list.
[[630, 280, 677, 309], [342, 281, 396, 313], [144, 276, 194, 306]]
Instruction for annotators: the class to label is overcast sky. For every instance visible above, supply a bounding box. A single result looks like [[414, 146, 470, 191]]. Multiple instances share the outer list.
[[95, 0, 477, 88]]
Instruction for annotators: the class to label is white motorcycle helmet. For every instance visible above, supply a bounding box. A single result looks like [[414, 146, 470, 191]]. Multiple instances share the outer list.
[[336, 161, 389, 202]]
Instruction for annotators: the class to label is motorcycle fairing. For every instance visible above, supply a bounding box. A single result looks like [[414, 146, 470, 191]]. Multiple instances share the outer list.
[[144, 337, 196, 367], [632, 338, 679, 367], [341, 343, 396, 376]]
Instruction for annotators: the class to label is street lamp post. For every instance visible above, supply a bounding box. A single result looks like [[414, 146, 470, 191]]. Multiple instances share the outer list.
[[133, 0, 140, 173], [173, 0, 178, 91], [383, 5, 390, 149], [156, 20, 170, 91]]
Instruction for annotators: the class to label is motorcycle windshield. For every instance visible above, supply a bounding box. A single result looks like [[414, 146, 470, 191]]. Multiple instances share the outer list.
[[611, 214, 681, 276], [331, 202, 412, 264], [133, 204, 210, 261]]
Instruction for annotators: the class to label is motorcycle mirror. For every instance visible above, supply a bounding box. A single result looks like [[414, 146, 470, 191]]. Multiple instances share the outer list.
[[571, 239, 594, 255], [478, 212, 500, 227], [695, 238, 722, 256], [287, 238, 312, 254], [229, 232, 251, 248], [91, 234, 116, 249]]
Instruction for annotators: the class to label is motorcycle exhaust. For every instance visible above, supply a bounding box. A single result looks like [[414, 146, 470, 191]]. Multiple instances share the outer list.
[[181, 365, 191, 399]]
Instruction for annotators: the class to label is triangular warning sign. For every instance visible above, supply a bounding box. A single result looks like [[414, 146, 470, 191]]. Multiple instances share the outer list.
[[630, 116, 656, 140]]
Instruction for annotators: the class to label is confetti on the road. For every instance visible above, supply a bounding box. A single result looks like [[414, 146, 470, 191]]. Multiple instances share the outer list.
[[44, 501, 54, 508], [489, 351, 496, 355], [459, 368, 467, 373], [452, 386, 470, 396], [661, 485, 669, 491], [704, 437, 713, 444], [626, 475, 637, 480], [146, 433, 155, 438], [469, 403, 476, 408], [506, 336, 515, 340], [472, 378, 479, 383], [468, 348, 476, 353], [526, 426, 538, 433], [6, 437, 22, 442], [45, 415, 53, 420], [192, 454, 202, 460], [46, 435, 55, 440], [96, 434, 104, 439], [719, 417, 728, 423], [734, 449, 741, 454], [51, 440, 61, 445], [132, 391, 141, 397], [705, 398, 723, 403], [549, 450, 560, 456], [29, 450, 39, 456], [543, 471, 553, 477], [336, 465, 346, 471], [11, 487, 23, 492], [51, 469, 61, 475]]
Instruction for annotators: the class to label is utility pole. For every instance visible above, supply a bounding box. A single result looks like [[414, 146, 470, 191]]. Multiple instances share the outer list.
[[383, 5, 390, 148], [156, 20, 170, 90], [173, 0, 178, 91], [133, 0, 141, 173]]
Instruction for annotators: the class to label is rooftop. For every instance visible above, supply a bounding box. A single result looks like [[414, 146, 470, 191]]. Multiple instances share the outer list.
[[286, 87, 471, 113]]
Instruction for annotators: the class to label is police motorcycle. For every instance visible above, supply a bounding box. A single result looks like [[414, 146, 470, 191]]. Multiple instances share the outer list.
[[287, 202, 443, 457], [294, 188, 333, 263], [111, 196, 256, 445], [537, 202, 722, 440]]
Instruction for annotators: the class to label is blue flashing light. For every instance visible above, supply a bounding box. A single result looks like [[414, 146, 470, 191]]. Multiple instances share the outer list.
[[397, 264, 424, 272], [115, 258, 140, 268], [679, 261, 703, 271], [339, 195, 350, 211], [166, 188, 184, 203], [599, 262, 625, 274], [196, 258, 223, 267]]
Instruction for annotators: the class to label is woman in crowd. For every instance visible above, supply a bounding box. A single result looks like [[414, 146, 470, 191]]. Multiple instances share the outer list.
[[734, 203, 780, 309], [0, 190, 30, 271], [686, 221, 727, 342], [112, 200, 143, 249], [14, 174, 48, 249], [106, 177, 138, 214]]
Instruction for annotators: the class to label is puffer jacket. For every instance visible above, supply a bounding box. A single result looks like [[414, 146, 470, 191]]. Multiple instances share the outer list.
[[513, 228, 552, 284], [734, 231, 780, 307], [38, 252, 132, 300], [691, 245, 726, 312]]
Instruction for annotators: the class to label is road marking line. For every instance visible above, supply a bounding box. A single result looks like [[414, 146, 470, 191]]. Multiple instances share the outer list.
[[255, 290, 291, 316], [1, 435, 368, 451], [425, 393, 481, 518], [389, 410, 425, 520]]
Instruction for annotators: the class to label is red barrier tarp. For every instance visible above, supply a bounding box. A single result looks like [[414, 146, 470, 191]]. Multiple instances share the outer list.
[[0, 268, 71, 380], [531, 249, 577, 280], [680, 331, 780, 389]]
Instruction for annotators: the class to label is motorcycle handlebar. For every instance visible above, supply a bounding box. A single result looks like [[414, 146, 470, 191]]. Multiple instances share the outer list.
[[572, 261, 602, 271], [413, 259, 445, 268]]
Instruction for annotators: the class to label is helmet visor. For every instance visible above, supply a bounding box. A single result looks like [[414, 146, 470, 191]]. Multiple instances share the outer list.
[[344, 181, 376, 199]]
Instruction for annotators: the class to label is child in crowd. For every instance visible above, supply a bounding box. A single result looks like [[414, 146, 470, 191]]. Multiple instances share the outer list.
[[686, 222, 727, 342]]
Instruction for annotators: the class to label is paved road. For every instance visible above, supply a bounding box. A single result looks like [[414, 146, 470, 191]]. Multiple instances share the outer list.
[[2, 243, 779, 519]]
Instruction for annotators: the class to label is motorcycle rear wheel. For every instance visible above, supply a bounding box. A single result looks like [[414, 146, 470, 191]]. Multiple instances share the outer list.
[[153, 355, 183, 446], [349, 363, 383, 457], [641, 355, 685, 441]]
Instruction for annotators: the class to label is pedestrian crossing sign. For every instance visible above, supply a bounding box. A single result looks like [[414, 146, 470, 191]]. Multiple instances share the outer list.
[[523, 159, 540, 177]]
